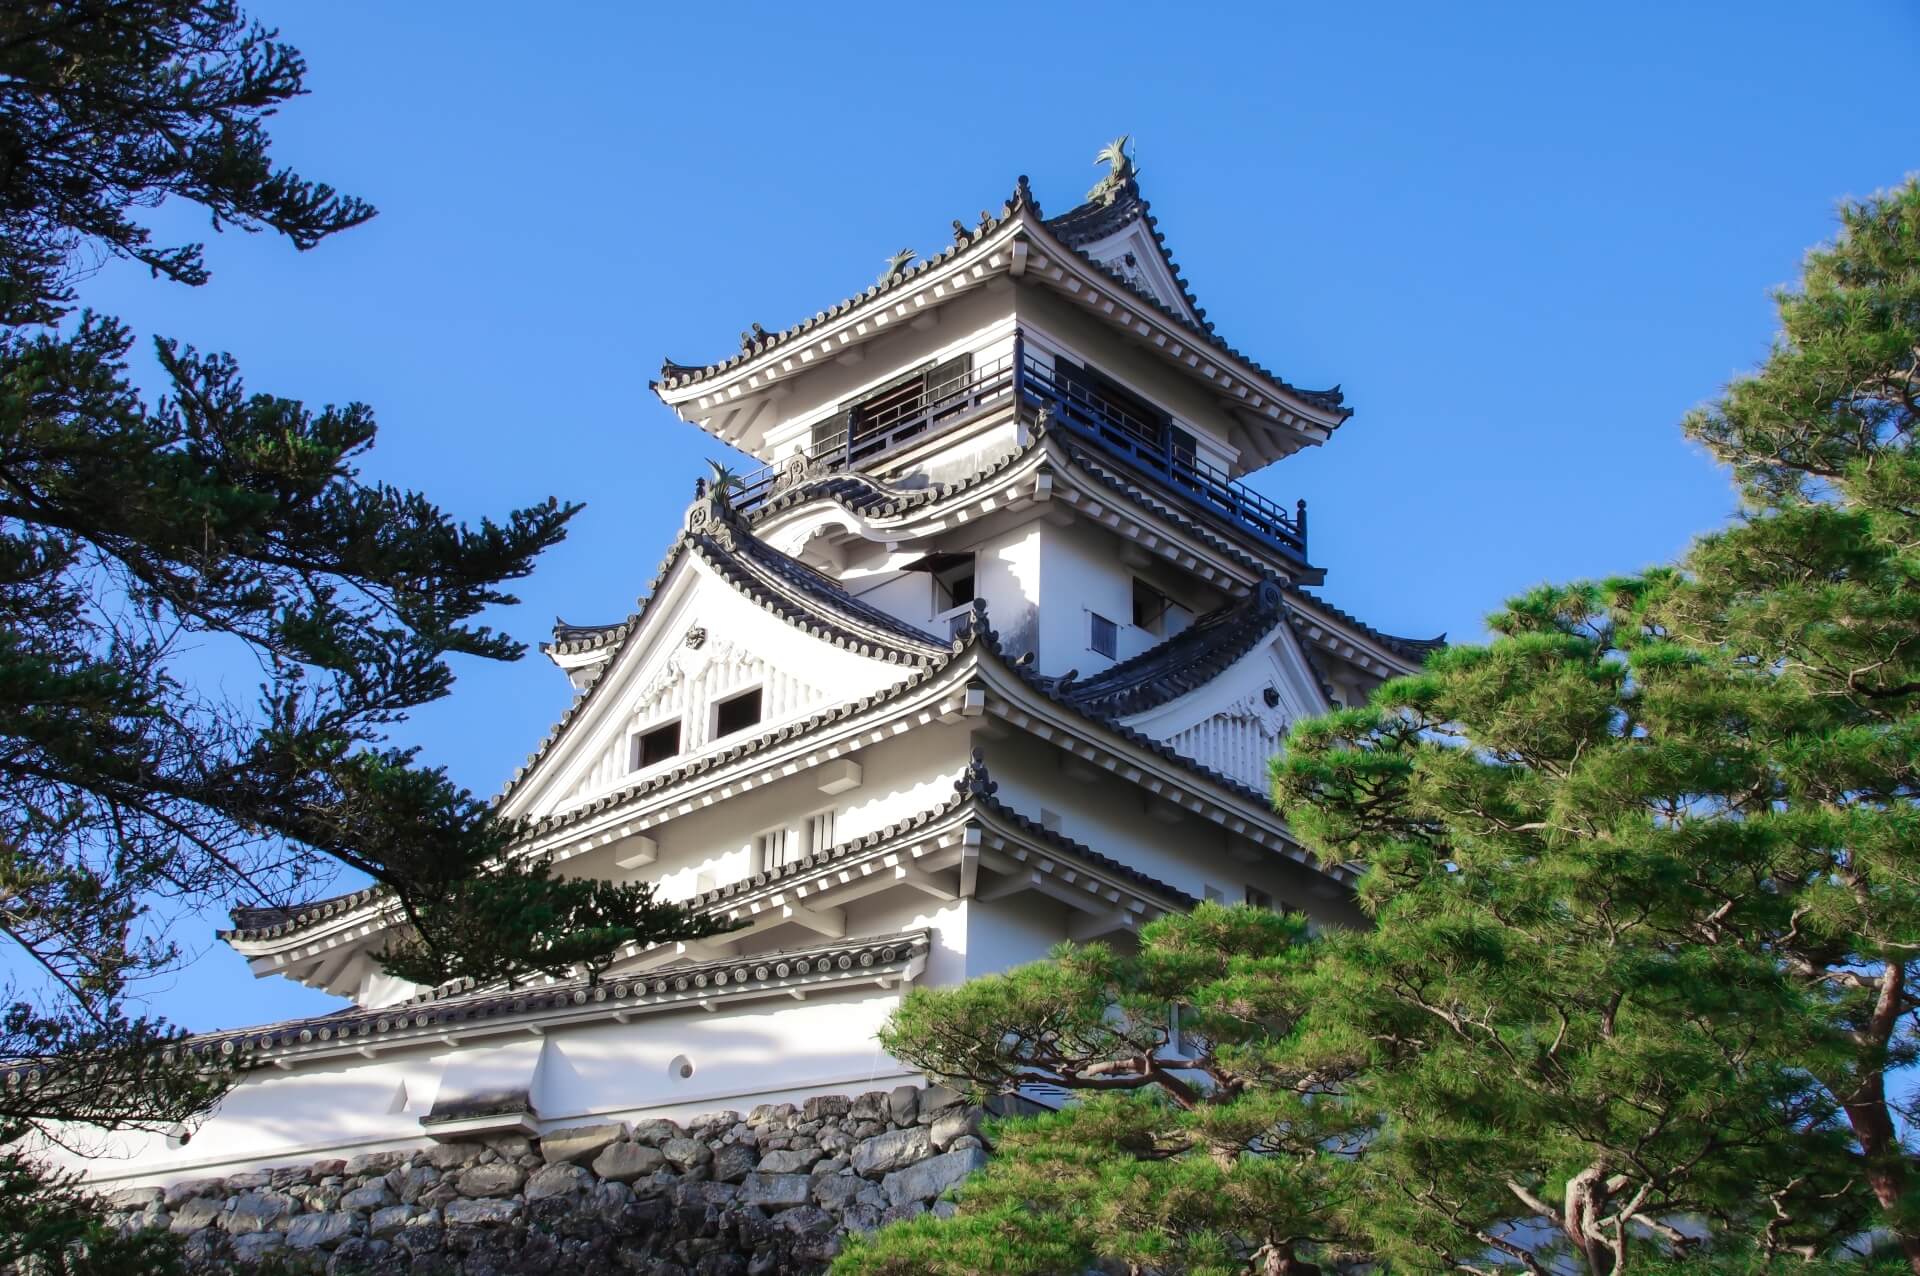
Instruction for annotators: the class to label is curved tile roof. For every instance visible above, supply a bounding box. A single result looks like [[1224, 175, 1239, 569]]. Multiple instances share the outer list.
[[653, 167, 1348, 422], [1064, 580, 1290, 718], [79, 933, 934, 1076]]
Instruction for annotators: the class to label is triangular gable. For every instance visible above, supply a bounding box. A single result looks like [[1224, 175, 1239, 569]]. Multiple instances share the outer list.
[[1114, 619, 1333, 794], [502, 536, 933, 824], [1046, 194, 1200, 326]]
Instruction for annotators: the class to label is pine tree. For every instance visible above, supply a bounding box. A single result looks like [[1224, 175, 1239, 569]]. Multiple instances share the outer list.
[[837, 180, 1920, 1274], [0, 0, 722, 1179]]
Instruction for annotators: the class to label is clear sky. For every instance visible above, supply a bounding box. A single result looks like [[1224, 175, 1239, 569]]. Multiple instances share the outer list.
[[56, 0, 1919, 1030]]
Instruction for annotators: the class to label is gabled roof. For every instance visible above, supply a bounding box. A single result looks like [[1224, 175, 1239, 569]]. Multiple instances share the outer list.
[[1063, 580, 1291, 718], [652, 152, 1350, 457], [496, 496, 949, 811]]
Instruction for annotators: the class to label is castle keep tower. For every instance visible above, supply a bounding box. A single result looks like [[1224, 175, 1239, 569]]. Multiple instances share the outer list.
[[52, 145, 1440, 1188]]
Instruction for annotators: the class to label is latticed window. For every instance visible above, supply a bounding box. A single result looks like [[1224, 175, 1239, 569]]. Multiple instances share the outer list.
[[804, 810, 835, 856], [756, 827, 796, 870]]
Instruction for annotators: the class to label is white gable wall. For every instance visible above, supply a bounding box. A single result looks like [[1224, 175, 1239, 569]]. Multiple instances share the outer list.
[[504, 553, 912, 824]]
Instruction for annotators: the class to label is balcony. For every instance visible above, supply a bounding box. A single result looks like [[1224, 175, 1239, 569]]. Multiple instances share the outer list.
[[732, 335, 1307, 560]]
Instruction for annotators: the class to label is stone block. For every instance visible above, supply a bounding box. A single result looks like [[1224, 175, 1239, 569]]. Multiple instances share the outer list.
[[423, 1142, 481, 1170], [223, 1190, 297, 1234], [755, 1148, 821, 1175], [810, 1173, 867, 1210], [163, 1178, 225, 1209], [105, 1186, 163, 1210], [586, 1140, 660, 1183], [850, 1125, 931, 1177], [629, 1118, 683, 1146], [368, 1205, 416, 1239], [660, 1136, 712, 1171], [395, 1166, 440, 1204], [539, 1120, 627, 1164], [340, 1183, 394, 1212], [223, 1169, 274, 1192], [737, 1172, 811, 1210], [711, 1142, 757, 1184], [850, 1090, 889, 1123], [442, 1197, 522, 1226], [344, 1150, 406, 1176], [454, 1162, 525, 1198], [916, 1083, 962, 1120], [525, 1161, 594, 1202], [929, 1105, 983, 1151], [802, 1095, 850, 1122], [887, 1085, 919, 1127], [168, 1197, 223, 1234], [228, 1232, 285, 1262], [286, 1211, 354, 1249], [881, 1147, 988, 1207]]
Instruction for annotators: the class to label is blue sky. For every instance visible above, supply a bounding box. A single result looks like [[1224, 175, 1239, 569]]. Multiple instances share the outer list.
[[56, 0, 1918, 1030]]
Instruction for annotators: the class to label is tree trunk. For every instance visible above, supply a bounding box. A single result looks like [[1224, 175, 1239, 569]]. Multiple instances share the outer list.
[[1562, 1166, 1618, 1276], [1839, 1069, 1920, 1274], [1835, 961, 1920, 1276], [1254, 1241, 1321, 1275]]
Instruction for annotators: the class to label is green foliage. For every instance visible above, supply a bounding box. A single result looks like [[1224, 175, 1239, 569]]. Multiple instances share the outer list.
[[845, 180, 1920, 1275], [0, 1149, 185, 1275], [0, 4, 718, 1267]]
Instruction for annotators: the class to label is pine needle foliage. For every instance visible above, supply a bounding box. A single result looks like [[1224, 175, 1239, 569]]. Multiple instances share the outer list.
[[0, 0, 720, 1239], [840, 180, 1920, 1275]]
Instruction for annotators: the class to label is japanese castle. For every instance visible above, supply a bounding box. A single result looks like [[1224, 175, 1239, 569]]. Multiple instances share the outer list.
[[57, 143, 1439, 1189]]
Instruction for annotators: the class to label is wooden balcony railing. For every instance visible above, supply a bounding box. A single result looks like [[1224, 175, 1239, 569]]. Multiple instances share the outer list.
[[731, 334, 1307, 559]]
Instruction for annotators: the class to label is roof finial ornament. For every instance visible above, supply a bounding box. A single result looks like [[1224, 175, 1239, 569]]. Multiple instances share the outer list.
[[951, 218, 970, 245], [879, 247, 916, 284], [1006, 174, 1038, 217], [1088, 135, 1138, 206], [955, 748, 999, 800]]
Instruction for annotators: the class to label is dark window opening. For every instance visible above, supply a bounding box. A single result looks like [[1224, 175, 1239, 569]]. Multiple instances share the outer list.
[[1058, 360, 1171, 450], [715, 688, 763, 737], [936, 556, 976, 611], [633, 720, 681, 770], [1133, 578, 1169, 634], [1245, 885, 1275, 911], [1090, 612, 1118, 659], [846, 353, 976, 456]]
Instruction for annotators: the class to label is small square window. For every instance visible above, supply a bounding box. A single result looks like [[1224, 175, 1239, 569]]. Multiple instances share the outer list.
[[1090, 612, 1118, 659], [633, 720, 681, 770], [715, 687, 763, 737], [1245, 885, 1275, 911], [1203, 885, 1227, 904]]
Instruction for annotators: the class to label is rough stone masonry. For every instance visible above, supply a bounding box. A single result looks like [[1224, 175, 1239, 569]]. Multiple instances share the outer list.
[[98, 1086, 1010, 1274]]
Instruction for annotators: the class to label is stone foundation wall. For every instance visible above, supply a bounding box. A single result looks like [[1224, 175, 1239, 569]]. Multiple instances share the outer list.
[[102, 1085, 1007, 1275]]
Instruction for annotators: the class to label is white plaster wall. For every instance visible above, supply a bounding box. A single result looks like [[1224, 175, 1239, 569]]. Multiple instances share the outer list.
[[48, 989, 917, 1191], [504, 554, 908, 823], [972, 729, 1360, 930], [756, 290, 1015, 461], [564, 720, 971, 908]]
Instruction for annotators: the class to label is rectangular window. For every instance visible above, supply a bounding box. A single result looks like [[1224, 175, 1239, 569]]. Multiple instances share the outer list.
[[804, 809, 836, 856], [1132, 578, 1169, 634], [1203, 885, 1227, 904], [847, 353, 976, 457], [1090, 612, 1118, 659], [714, 687, 763, 737], [936, 555, 976, 611], [1245, 885, 1275, 911], [757, 827, 796, 871], [632, 720, 681, 770]]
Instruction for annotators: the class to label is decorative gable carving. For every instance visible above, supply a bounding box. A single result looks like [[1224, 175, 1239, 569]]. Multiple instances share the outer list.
[[558, 629, 825, 810], [1165, 687, 1291, 793]]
